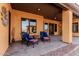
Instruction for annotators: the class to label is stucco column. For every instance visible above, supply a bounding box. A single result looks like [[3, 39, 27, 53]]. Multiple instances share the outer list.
[[62, 9, 73, 43]]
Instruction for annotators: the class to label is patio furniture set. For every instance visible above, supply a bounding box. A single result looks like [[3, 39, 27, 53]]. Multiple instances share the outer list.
[[22, 32, 51, 48]]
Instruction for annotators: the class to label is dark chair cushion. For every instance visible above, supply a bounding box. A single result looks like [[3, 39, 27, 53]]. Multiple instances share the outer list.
[[40, 32, 50, 41], [22, 32, 32, 41]]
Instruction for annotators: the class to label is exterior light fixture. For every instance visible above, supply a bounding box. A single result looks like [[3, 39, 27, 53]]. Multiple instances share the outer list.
[[54, 17, 56, 19], [37, 8, 40, 11]]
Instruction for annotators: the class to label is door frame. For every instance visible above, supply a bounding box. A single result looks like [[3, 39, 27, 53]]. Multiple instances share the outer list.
[[8, 11, 11, 45]]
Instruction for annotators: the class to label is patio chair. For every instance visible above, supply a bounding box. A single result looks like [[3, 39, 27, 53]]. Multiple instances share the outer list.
[[22, 32, 38, 48], [40, 32, 51, 42]]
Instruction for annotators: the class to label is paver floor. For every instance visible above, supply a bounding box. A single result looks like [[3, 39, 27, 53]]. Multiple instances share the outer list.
[[4, 36, 79, 56]]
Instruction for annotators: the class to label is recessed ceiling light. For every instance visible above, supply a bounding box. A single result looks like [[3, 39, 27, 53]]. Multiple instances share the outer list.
[[37, 8, 40, 11], [54, 17, 56, 19]]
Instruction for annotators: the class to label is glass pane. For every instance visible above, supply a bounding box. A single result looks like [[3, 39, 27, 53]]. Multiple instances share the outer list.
[[30, 26, 36, 33], [29, 20, 37, 33], [22, 20, 29, 32], [30, 20, 36, 26], [44, 23, 48, 30]]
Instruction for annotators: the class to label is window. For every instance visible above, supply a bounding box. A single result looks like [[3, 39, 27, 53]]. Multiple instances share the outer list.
[[21, 18, 37, 34], [44, 23, 48, 30], [54, 24, 57, 32], [22, 18, 29, 33], [29, 20, 37, 33], [72, 23, 78, 32]]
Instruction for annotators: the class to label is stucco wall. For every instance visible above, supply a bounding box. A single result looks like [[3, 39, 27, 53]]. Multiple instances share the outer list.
[[0, 3, 11, 55], [11, 9, 61, 41]]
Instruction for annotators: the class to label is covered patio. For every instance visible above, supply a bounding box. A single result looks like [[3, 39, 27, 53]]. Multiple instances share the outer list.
[[0, 3, 79, 56]]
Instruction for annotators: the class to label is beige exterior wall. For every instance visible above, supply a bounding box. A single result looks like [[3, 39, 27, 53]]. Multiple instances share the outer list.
[[11, 9, 61, 41], [0, 3, 12, 55], [73, 18, 79, 36]]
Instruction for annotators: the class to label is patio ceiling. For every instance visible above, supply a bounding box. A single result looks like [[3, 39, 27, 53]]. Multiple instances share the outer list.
[[11, 3, 62, 21]]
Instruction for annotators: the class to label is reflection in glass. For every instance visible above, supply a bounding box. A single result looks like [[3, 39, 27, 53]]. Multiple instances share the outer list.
[[30, 20, 36, 26], [30, 20, 37, 33], [44, 23, 48, 30], [22, 20, 29, 32]]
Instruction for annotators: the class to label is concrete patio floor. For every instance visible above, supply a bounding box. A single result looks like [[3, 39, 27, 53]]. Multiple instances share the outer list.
[[65, 36, 79, 56], [4, 36, 79, 56], [73, 37, 79, 44]]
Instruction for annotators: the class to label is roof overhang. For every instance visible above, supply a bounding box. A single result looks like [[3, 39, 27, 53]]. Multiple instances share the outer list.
[[59, 3, 79, 18]]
